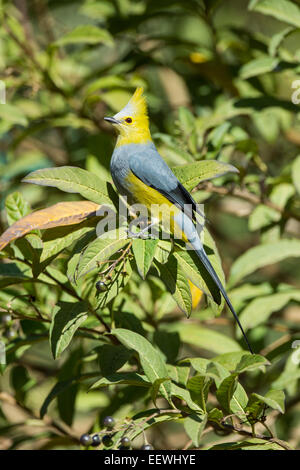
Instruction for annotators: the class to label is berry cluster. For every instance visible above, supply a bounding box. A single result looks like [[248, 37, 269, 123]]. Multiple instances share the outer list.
[[79, 416, 154, 450]]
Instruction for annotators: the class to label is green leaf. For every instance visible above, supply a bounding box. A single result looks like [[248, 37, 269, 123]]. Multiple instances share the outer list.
[[184, 357, 227, 383], [156, 255, 192, 317], [249, 0, 300, 29], [270, 183, 295, 209], [41, 223, 95, 264], [10, 365, 36, 403], [98, 344, 133, 376], [111, 329, 171, 401], [209, 122, 231, 149], [207, 407, 223, 424], [240, 57, 279, 79], [90, 372, 150, 389], [173, 229, 225, 313], [49, 301, 89, 359], [171, 323, 242, 354], [269, 26, 294, 57], [212, 351, 267, 372], [0, 262, 32, 288], [40, 372, 98, 418], [0, 103, 28, 127], [167, 363, 190, 386], [96, 257, 133, 308], [129, 409, 177, 442], [54, 25, 114, 46], [250, 390, 285, 414], [5, 192, 30, 226], [57, 348, 82, 426], [237, 290, 300, 335], [171, 383, 201, 411], [216, 374, 238, 413], [234, 354, 270, 373], [172, 160, 238, 192], [248, 205, 280, 231], [177, 106, 195, 135], [187, 375, 212, 412], [292, 155, 300, 195], [66, 230, 96, 284], [154, 240, 172, 264], [207, 438, 285, 450], [229, 239, 300, 286], [153, 330, 180, 363], [184, 413, 207, 447], [228, 282, 273, 311], [132, 238, 158, 279], [150, 377, 171, 406], [76, 228, 129, 279], [22, 166, 113, 205]]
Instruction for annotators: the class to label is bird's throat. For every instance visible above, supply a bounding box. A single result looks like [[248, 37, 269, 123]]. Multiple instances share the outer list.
[[116, 128, 152, 147]]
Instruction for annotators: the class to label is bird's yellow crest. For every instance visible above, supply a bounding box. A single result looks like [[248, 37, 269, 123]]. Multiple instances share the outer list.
[[108, 87, 151, 147], [129, 87, 148, 117]]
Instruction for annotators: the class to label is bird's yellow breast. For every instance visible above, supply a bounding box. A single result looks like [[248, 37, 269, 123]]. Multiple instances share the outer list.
[[126, 171, 172, 208], [126, 171, 188, 241]]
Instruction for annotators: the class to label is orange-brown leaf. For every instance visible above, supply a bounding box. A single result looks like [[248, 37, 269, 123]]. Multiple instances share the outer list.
[[0, 201, 100, 251]]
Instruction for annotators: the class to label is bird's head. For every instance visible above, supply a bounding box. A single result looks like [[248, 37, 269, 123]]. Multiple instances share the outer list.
[[104, 87, 151, 146]]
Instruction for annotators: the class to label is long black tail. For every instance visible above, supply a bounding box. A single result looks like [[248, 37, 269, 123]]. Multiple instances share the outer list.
[[195, 248, 254, 354]]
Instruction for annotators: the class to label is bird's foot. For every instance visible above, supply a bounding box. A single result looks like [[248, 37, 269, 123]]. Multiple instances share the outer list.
[[126, 223, 157, 239]]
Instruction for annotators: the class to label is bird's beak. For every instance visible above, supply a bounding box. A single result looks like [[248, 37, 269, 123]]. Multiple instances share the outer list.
[[104, 116, 119, 125]]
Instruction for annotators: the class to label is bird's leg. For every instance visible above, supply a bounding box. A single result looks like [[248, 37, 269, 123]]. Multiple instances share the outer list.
[[127, 218, 158, 239]]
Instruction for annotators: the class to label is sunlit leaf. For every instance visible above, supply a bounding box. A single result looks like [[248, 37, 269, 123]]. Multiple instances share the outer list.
[[249, 0, 300, 28], [156, 254, 192, 317], [75, 228, 129, 279], [229, 239, 300, 286], [0, 201, 99, 252], [5, 192, 30, 226], [172, 160, 238, 192], [184, 413, 207, 447], [22, 166, 113, 205], [132, 238, 158, 279], [54, 25, 114, 47], [50, 301, 89, 359], [111, 328, 172, 402]]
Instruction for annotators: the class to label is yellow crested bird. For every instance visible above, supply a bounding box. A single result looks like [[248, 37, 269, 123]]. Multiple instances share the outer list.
[[105, 87, 253, 353]]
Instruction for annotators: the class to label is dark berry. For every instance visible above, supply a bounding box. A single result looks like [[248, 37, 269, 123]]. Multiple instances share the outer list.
[[96, 281, 108, 292], [120, 436, 131, 447], [141, 444, 153, 450], [103, 416, 115, 429], [80, 433, 92, 447], [1, 314, 12, 324], [91, 434, 101, 447], [102, 434, 113, 447]]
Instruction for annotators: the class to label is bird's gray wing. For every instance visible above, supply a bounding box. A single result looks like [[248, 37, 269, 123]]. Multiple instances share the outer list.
[[129, 149, 201, 221]]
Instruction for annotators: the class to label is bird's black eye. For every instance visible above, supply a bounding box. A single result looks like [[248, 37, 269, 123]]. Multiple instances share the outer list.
[[125, 117, 132, 123]]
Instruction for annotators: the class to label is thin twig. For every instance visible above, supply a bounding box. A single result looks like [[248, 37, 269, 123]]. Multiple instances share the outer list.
[[199, 182, 300, 222]]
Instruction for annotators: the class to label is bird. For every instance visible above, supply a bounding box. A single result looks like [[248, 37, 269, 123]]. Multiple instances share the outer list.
[[104, 87, 253, 354]]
